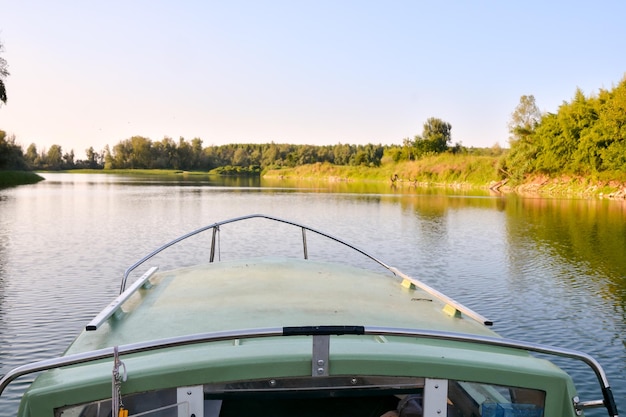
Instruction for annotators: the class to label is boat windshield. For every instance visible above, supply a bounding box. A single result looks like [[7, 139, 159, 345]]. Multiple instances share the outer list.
[[55, 376, 545, 417]]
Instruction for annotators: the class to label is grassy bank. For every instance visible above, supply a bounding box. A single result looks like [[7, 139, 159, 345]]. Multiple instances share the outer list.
[[263, 155, 626, 199], [0, 171, 44, 188], [5, 160, 624, 199], [264, 154, 501, 187]]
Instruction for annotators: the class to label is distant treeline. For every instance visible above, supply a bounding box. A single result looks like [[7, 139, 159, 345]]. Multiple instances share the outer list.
[[1, 117, 500, 174], [0, 136, 389, 173], [503, 76, 626, 180], [103, 139, 387, 174], [2, 76, 625, 181]]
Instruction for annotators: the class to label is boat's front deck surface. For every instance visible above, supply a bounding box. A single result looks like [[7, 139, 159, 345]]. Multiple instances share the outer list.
[[23, 258, 573, 417], [67, 257, 496, 353]]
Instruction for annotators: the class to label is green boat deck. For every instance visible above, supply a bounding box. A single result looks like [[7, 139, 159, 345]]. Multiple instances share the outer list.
[[68, 257, 496, 353], [17, 257, 580, 417]]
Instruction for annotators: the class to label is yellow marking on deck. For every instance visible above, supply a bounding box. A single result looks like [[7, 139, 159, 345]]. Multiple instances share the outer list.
[[443, 304, 462, 318], [401, 278, 416, 289]]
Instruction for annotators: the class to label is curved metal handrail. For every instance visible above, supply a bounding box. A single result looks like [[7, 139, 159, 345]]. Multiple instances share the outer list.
[[120, 214, 393, 292], [120, 214, 492, 326], [0, 326, 618, 417]]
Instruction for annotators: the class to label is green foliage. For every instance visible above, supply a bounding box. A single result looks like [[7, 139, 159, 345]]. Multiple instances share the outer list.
[[83, 147, 102, 169], [20, 142, 83, 170], [209, 165, 261, 176], [421, 117, 452, 152], [505, 77, 626, 181], [508, 95, 541, 143], [100, 139, 385, 172], [46, 144, 64, 170], [0, 130, 29, 170], [409, 117, 453, 158]]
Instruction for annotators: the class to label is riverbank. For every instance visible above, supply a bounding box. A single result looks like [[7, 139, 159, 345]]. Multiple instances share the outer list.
[[0, 171, 44, 188], [264, 160, 626, 199], [264, 155, 498, 185], [504, 174, 626, 199], [3, 164, 625, 199]]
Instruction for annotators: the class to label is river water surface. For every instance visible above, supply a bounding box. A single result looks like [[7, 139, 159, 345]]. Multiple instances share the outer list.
[[0, 173, 624, 416]]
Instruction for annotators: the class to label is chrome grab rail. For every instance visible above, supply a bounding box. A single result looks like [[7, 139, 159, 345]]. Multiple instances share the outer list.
[[119, 214, 492, 326], [120, 214, 391, 292], [86, 267, 159, 331], [0, 326, 618, 417]]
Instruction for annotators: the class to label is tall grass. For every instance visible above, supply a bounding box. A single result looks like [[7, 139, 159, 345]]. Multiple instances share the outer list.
[[264, 154, 501, 188]]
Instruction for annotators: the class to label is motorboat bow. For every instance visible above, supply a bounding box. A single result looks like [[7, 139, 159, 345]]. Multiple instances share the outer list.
[[0, 214, 619, 417]]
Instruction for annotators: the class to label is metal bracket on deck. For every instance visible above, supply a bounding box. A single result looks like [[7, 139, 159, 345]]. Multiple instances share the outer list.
[[282, 326, 365, 378], [312, 335, 330, 377]]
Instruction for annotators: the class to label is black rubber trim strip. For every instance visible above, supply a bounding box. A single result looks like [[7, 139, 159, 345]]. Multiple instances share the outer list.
[[283, 325, 365, 336]]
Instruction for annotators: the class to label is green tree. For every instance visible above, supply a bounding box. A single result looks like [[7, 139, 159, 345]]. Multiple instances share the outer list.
[[249, 145, 262, 167], [422, 117, 452, 152], [130, 136, 152, 168], [84, 147, 101, 169], [532, 113, 566, 174], [0, 130, 28, 169], [505, 78, 626, 178], [353, 144, 384, 166], [502, 95, 541, 180], [25, 143, 39, 167], [560, 89, 599, 173], [261, 142, 280, 168], [152, 136, 176, 169], [110, 140, 131, 168], [177, 137, 193, 170], [45, 145, 64, 170], [597, 78, 626, 171], [295, 145, 317, 165], [63, 149, 75, 168], [401, 138, 417, 160], [384, 145, 405, 162], [508, 95, 541, 144], [411, 117, 452, 157], [232, 147, 250, 167], [0, 40, 9, 105], [103, 145, 114, 169], [191, 138, 203, 169], [333, 143, 353, 165]]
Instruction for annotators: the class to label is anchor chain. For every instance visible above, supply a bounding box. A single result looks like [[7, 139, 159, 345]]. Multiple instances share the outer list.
[[112, 346, 128, 417]]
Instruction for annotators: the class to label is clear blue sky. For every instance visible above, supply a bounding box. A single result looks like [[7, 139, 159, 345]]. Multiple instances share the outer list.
[[1, 1, 625, 158]]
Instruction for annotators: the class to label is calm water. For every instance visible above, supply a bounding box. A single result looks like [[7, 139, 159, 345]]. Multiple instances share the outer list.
[[0, 173, 624, 416]]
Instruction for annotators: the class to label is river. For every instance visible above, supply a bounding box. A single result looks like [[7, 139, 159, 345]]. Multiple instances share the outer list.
[[0, 173, 624, 416]]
